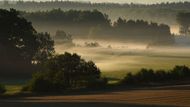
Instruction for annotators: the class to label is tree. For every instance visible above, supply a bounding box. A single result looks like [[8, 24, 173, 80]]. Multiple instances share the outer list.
[[25, 52, 106, 92], [45, 52, 102, 87], [177, 12, 190, 36], [0, 9, 54, 75]]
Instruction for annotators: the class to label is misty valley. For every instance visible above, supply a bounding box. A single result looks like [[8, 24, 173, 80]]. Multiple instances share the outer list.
[[1, 1, 190, 107]]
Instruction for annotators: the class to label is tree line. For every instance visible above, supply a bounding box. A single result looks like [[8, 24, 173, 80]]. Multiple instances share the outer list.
[[22, 9, 174, 44], [2, 1, 190, 10], [2, 1, 190, 28], [120, 65, 190, 86]]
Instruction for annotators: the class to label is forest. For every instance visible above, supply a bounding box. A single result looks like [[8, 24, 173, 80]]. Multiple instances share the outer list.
[[20, 9, 175, 44], [1, 1, 190, 28]]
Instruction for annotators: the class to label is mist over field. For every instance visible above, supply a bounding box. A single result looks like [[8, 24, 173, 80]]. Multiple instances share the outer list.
[[55, 39, 190, 73]]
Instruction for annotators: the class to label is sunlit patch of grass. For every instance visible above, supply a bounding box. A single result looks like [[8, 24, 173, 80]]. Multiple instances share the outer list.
[[4, 85, 23, 95]]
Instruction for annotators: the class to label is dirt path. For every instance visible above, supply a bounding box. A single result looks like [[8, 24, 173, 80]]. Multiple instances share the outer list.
[[1, 85, 190, 107]]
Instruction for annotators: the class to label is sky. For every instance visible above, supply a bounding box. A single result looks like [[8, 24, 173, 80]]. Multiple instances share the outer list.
[[3, 0, 190, 4]]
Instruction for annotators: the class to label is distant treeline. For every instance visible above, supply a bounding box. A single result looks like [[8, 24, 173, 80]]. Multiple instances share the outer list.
[[2, 1, 190, 10], [1, 1, 190, 26], [22, 9, 174, 44]]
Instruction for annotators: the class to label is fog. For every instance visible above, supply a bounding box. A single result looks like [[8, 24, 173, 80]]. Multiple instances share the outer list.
[[55, 39, 190, 72]]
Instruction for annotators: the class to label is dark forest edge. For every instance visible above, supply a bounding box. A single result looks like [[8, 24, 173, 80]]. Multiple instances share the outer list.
[[2, 1, 190, 28]]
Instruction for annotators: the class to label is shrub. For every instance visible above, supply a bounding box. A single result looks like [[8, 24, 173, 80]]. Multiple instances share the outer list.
[[121, 65, 190, 86]]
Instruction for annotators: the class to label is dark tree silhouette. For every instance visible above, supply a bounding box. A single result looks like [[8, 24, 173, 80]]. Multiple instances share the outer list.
[[0, 9, 54, 77], [25, 52, 106, 92], [45, 52, 101, 87], [120, 65, 190, 86]]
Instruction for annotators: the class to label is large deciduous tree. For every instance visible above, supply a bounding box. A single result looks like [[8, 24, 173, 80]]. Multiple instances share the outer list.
[[24, 52, 106, 92], [0, 9, 54, 75]]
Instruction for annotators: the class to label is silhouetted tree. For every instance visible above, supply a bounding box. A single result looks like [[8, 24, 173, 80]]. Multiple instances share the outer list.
[[25, 52, 106, 92], [0, 9, 54, 77]]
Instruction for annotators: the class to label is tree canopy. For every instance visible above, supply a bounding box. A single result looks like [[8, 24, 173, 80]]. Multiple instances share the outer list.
[[25, 52, 107, 92], [0, 9, 54, 77]]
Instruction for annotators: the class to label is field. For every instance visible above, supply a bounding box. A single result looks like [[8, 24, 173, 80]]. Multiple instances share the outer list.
[[1, 42, 190, 107], [1, 85, 190, 107], [56, 42, 190, 79]]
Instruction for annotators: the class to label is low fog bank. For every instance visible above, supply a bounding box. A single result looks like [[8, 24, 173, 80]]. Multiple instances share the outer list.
[[55, 39, 190, 72]]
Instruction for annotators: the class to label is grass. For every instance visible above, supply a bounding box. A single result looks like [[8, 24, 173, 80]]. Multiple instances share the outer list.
[[4, 84, 23, 95], [101, 56, 190, 80]]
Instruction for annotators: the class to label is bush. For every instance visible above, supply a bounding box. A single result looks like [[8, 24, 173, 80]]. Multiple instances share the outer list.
[[120, 65, 190, 86], [0, 84, 6, 94]]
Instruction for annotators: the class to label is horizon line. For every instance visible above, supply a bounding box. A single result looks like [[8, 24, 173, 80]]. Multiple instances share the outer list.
[[2, 0, 190, 5]]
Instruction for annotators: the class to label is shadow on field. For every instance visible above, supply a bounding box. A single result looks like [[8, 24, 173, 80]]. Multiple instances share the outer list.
[[0, 102, 174, 107]]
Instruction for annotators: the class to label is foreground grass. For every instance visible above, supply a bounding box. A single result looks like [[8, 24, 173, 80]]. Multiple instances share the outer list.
[[4, 85, 23, 95]]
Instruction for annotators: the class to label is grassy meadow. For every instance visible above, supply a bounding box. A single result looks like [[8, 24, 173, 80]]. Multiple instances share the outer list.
[[56, 41, 190, 80]]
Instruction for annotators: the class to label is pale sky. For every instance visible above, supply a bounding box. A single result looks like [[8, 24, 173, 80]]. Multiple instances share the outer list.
[[3, 0, 190, 4]]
